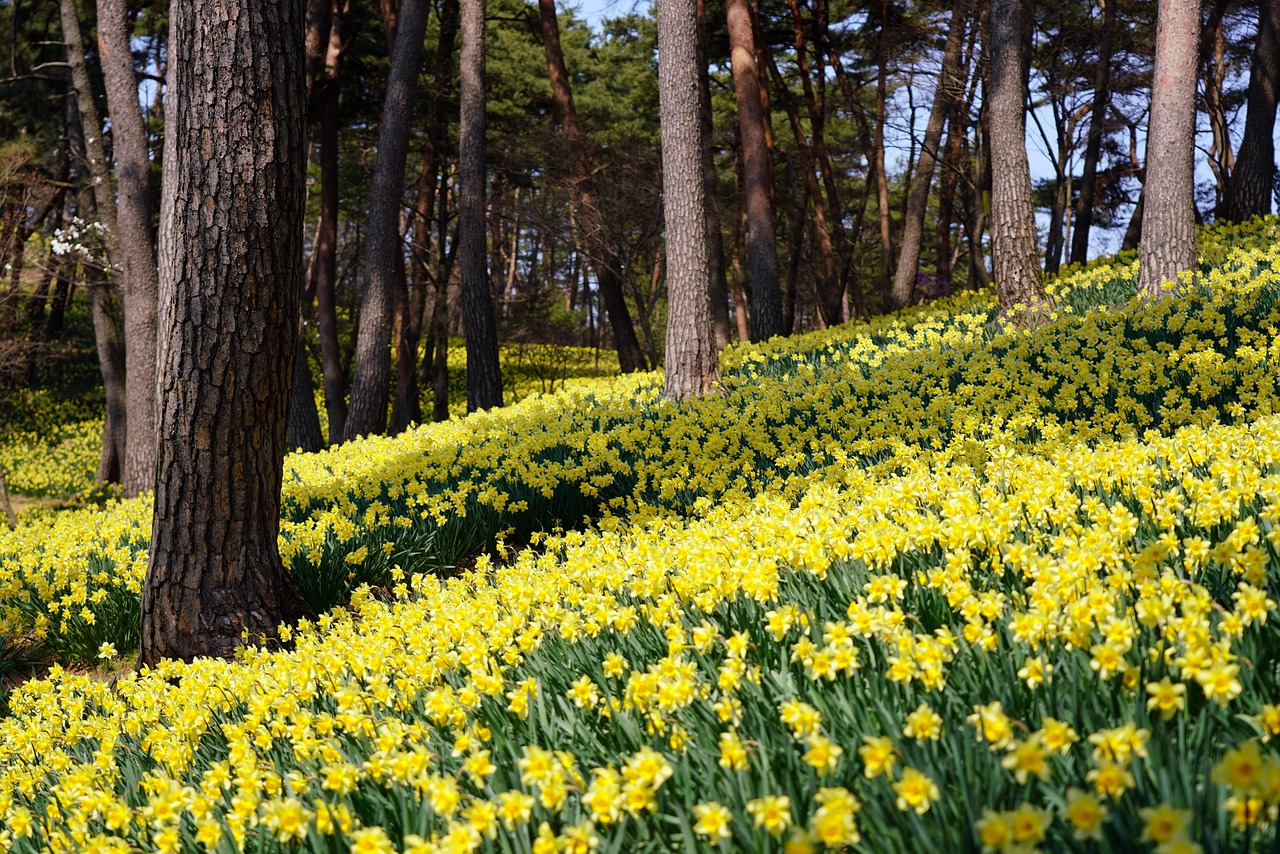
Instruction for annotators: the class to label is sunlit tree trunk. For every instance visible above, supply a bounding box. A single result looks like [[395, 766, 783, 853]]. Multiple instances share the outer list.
[[987, 0, 1050, 320], [1139, 0, 1199, 297], [143, 0, 310, 663], [660, 0, 722, 401]]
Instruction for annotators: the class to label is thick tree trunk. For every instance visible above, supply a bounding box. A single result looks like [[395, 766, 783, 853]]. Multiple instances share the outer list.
[[343, 0, 430, 440], [143, 0, 310, 664], [1223, 0, 1280, 222], [987, 0, 1049, 320], [97, 0, 160, 496], [459, 0, 503, 410], [889, 0, 966, 310], [725, 0, 782, 341], [537, 0, 648, 372], [314, 13, 348, 445], [697, 0, 732, 349], [660, 0, 721, 401], [1069, 0, 1115, 264], [1139, 0, 1199, 297]]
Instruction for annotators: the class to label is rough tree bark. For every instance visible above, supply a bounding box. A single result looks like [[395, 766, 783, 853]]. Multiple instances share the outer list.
[[987, 0, 1050, 320], [1139, 0, 1199, 297], [97, 0, 160, 494], [537, 0, 648, 372], [142, 0, 310, 663], [343, 0, 430, 440], [725, 0, 782, 341], [660, 0, 722, 401], [459, 0, 503, 410], [1223, 0, 1280, 222], [889, 0, 966, 310]]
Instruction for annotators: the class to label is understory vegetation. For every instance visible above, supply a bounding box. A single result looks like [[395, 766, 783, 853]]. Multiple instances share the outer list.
[[4, 218, 1280, 851]]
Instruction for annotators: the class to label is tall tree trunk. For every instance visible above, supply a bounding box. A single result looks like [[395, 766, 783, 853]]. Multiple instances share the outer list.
[[61, 3, 128, 485], [1070, 0, 1115, 264], [144, 0, 310, 663], [1223, 0, 1280, 222], [314, 11, 348, 445], [987, 0, 1049, 320], [660, 0, 721, 401], [1139, 0, 1199, 298], [697, 0, 732, 349], [725, 0, 782, 340], [285, 0, 340, 454], [343, 0, 429, 440], [97, 0, 160, 495], [537, 0, 648, 372], [69, 90, 127, 484], [889, 0, 966, 309], [459, 0, 503, 410], [397, 0, 459, 432]]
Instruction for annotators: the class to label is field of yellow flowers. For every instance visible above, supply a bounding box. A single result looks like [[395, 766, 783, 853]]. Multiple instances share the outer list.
[[3, 218, 1280, 851]]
